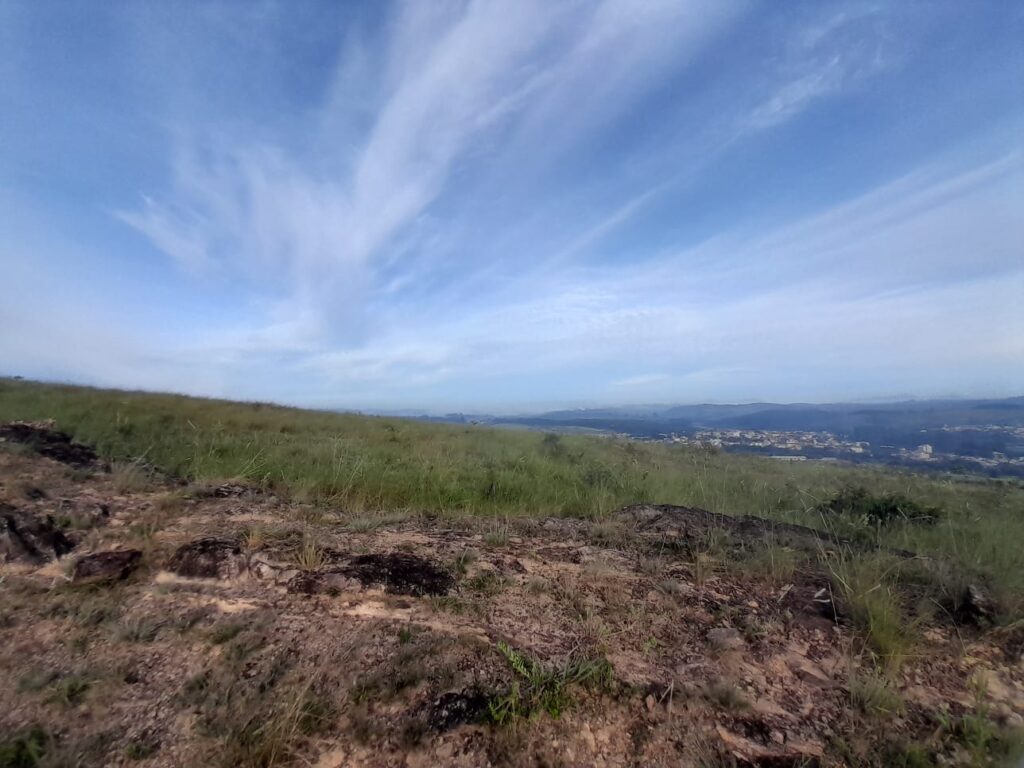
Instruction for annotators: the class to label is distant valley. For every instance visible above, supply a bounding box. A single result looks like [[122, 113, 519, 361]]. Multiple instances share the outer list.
[[415, 397, 1024, 478]]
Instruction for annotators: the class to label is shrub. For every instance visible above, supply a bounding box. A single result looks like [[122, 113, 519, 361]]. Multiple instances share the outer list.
[[818, 486, 941, 526]]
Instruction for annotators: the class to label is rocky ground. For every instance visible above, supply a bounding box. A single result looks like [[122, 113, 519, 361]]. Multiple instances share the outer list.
[[1, 423, 1023, 767]]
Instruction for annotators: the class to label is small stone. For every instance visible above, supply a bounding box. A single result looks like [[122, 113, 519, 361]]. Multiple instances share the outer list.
[[707, 627, 745, 652], [770, 730, 785, 745], [645, 694, 656, 713], [581, 724, 597, 751]]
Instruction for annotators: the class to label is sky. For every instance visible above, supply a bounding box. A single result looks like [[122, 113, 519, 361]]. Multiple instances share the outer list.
[[2, 1, 1022, 413]]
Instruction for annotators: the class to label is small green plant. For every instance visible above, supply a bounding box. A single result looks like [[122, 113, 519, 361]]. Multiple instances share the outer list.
[[451, 547, 478, 575], [242, 524, 267, 550], [705, 680, 749, 711], [525, 575, 548, 594], [111, 460, 153, 493], [589, 522, 623, 546], [487, 642, 613, 726], [219, 683, 335, 768], [849, 669, 904, 716], [17, 669, 60, 694], [209, 622, 247, 645], [124, 739, 159, 760], [637, 556, 665, 576], [294, 534, 327, 571], [0, 724, 52, 767], [827, 551, 913, 670], [51, 675, 91, 706], [656, 578, 684, 596], [818, 486, 941, 526], [347, 516, 381, 533], [114, 615, 161, 642], [483, 523, 509, 547], [465, 571, 508, 597], [748, 538, 799, 585]]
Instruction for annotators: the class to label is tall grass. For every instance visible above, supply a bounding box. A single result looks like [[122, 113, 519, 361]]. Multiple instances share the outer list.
[[2, 378, 1022, 616]]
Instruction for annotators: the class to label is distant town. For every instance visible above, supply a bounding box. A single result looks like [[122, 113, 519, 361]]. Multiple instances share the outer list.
[[419, 397, 1024, 479], [661, 425, 1024, 476]]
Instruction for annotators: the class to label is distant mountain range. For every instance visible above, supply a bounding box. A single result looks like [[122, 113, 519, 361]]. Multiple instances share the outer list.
[[418, 397, 1024, 434]]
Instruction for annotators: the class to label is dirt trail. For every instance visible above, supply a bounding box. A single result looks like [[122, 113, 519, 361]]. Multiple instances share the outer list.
[[1, 427, 1022, 767]]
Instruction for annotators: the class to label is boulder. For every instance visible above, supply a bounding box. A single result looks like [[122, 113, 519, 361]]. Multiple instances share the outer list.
[[71, 549, 142, 584], [167, 537, 245, 579], [0, 503, 75, 564]]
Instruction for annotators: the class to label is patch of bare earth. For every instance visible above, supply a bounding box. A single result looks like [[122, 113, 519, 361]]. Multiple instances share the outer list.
[[1, 427, 1022, 767]]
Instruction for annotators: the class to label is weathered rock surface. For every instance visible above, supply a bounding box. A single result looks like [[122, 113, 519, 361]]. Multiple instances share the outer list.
[[71, 549, 142, 584], [957, 583, 998, 626], [426, 690, 490, 731], [286, 570, 360, 596], [166, 537, 244, 579], [0, 502, 74, 563], [337, 552, 454, 596]]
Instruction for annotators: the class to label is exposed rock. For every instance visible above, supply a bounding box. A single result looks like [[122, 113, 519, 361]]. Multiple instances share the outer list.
[[337, 552, 454, 596], [248, 553, 299, 584], [707, 627, 745, 652], [426, 690, 490, 732], [167, 537, 244, 579], [71, 549, 142, 584], [0, 503, 75, 563], [716, 724, 823, 766], [956, 583, 998, 626], [210, 482, 252, 498], [286, 570, 360, 596], [0, 421, 98, 467]]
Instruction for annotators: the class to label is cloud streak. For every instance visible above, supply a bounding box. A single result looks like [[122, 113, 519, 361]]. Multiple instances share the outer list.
[[2, 0, 1022, 409]]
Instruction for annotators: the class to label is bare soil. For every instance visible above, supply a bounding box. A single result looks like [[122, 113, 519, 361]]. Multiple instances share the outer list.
[[1, 428, 1022, 767]]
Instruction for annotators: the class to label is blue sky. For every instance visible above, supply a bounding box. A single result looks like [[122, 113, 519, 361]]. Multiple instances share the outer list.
[[2, 1, 1022, 412]]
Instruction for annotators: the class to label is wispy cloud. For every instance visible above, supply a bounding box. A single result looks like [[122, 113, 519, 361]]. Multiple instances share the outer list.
[[3, 0, 1022, 408]]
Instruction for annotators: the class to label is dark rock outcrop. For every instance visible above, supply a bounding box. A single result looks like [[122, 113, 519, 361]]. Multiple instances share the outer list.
[[71, 549, 142, 584], [167, 538, 244, 579], [0, 503, 75, 563], [0, 422, 98, 468], [338, 552, 454, 596]]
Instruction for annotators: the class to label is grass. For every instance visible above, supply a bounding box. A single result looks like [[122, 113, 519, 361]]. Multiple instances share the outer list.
[[849, 669, 904, 716], [1, 378, 1022, 618], [294, 534, 327, 571], [826, 551, 914, 669], [50, 675, 91, 706], [488, 641, 614, 725], [0, 725, 52, 768]]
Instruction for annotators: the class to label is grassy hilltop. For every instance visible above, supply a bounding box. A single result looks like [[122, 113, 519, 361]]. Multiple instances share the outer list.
[[2, 377, 1022, 616], [2, 377, 1024, 766]]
